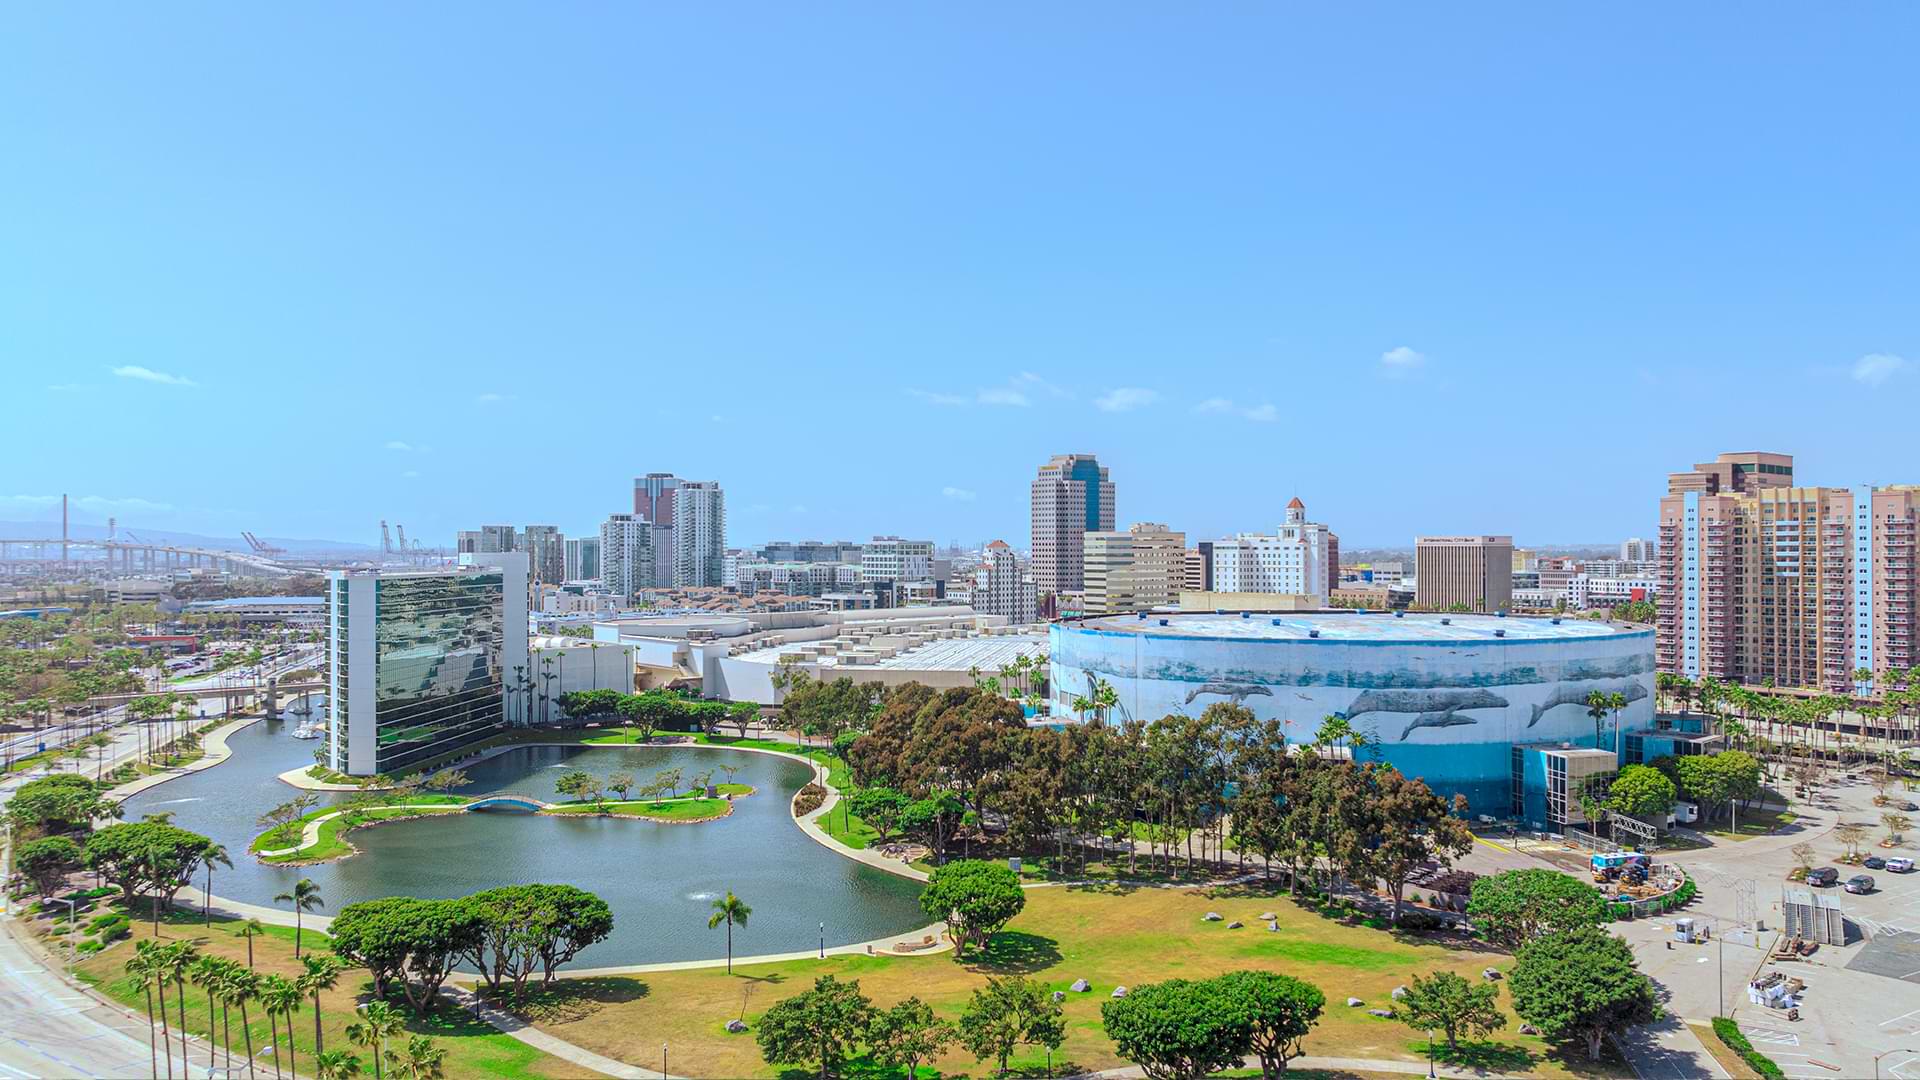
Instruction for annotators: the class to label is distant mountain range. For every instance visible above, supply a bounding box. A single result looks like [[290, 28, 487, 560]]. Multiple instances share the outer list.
[[0, 521, 375, 555]]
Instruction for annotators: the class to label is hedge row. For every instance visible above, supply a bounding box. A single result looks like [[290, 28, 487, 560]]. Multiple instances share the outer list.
[[1712, 1016, 1787, 1080]]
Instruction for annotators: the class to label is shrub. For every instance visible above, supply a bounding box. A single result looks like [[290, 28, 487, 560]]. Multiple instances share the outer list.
[[1712, 1017, 1786, 1080], [793, 783, 828, 817]]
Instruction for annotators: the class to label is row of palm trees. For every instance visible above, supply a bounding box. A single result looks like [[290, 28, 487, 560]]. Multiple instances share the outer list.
[[123, 939, 442, 1080], [967, 651, 1051, 716], [1657, 669, 1920, 778]]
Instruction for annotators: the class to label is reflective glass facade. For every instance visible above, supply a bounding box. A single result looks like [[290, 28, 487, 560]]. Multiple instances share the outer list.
[[369, 573, 507, 774]]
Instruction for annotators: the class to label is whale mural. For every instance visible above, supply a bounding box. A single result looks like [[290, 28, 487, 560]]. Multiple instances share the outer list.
[[1526, 678, 1650, 728], [1183, 682, 1276, 706]]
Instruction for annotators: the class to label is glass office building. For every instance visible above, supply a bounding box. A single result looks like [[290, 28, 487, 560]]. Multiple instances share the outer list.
[[328, 553, 529, 776]]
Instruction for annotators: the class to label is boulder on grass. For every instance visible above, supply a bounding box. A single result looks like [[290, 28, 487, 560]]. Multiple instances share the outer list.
[[1203, 912, 1223, 921], [1483, 967, 1502, 980], [1368, 1009, 1393, 1018], [1111, 986, 1129, 998], [725, 1019, 747, 1034], [1070, 979, 1091, 992], [1519, 1023, 1539, 1036], [1259, 911, 1277, 921], [1346, 997, 1364, 1007], [1051, 991, 1065, 1003], [1227, 920, 1243, 929], [1391, 985, 1408, 1000]]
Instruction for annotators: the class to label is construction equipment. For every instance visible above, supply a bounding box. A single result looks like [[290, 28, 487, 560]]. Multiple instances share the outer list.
[[241, 531, 286, 557], [380, 520, 392, 555]]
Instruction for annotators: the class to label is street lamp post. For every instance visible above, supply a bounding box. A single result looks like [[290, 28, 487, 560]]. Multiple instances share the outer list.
[[1427, 1028, 1436, 1078], [1875, 1047, 1920, 1079], [819, 922, 825, 959], [662, 1042, 668, 1080]]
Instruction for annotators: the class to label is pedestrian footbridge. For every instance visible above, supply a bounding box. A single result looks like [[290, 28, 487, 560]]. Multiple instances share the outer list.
[[464, 793, 551, 812]]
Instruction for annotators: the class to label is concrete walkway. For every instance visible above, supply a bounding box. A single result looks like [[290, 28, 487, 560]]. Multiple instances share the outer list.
[[1073, 1051, 1522, 1078], [100, 712, 262, 803], [445, 984, 670, 1079]]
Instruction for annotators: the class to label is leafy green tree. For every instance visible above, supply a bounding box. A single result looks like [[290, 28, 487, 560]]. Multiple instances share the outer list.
[[314, 1050, 363, 1080], [1607, 764, 1678, 819], [753, 974, 876, 1080], [553, 769, 600, 803], [707, 890, 752, 974], [1508, 925, 1659, 1060], [1210, 970, 1324, 1079], [1466, 868, 1607, 948], [869, 997, 953, 1080], [958, 975, 1065, 1075], [1356, 766, 1473, 924], [346, 1000, 406, 1080], [83, 820, 214, 925], [847, 787, 911, 843], [1392, 970, 1506, 1050], [15, 835, 83, 896], [1100, 977, 1245, 1080], [7, 773, 112, 836], [460, 884, 614, 1002], [918, 859, 1025, 959]]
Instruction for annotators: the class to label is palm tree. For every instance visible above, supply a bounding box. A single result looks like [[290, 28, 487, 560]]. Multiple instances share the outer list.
[[300, 954, 345, 1054], [159, 941, 199, 1071], [385, 1036, 446, 1080], [126, 940, 168, 1080], [1586, 691, 1609, 749], [240, 918, 266, 969], [706, 890, 752, 974], [1092, 677, 1120, 725], [1607, 690, 1628, 755], [200, 843, 232, 925], [275, 878, 323, 958], [346, 1001, 405, 1080], [260, 974, 302, 1080], [224, 965, 261, 1080], [190, 955, 226, 1073], [313, 1051, 362, 1080]]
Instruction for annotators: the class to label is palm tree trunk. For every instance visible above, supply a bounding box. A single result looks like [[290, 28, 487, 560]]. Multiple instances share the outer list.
[[240, 1000, 256, 1080], [205, 865, 213, 925], [294, 912, 302, 958], [313, 992, 323, 1054], [207, 985, 220, 1070], [156, 981, 174, 1080], [176, 979, 190, 1068], [286, 1019, 298, 1080], [221, 1000, 231, 1076], [144, 983, 160, 1080], [268, 1012, 281, 1080], [726, 920, 733, 975]]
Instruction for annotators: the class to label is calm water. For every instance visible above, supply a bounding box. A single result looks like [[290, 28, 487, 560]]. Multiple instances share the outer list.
[[121, 711, 928, 966]]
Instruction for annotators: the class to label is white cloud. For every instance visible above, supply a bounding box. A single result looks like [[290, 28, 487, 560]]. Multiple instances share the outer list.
[[975, 387, 1032, 407], [400, 470, 420, 479], [383, 440, 415, 452], [942, 486, 977, 502], [1379, 346, 1426, 376], [790, 504, 810, 514], [47, 383, 91, 392], [1192, 398, 1276, 422], [1094, 387, 1159, 413], [474, 392, 509, 404], [111, 365, 197, 387], [907, 389, 968, 407], [1013, 371, 1072, 399], [1853, 353, 1909, 387]]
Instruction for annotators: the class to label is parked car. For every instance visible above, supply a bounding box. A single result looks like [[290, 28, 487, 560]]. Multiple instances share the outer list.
[[1847, 874, 1877, 894], [1866, 856, 1888, 870], [1807, 867, 1841, 886], [1888, 857, 1915, 874]]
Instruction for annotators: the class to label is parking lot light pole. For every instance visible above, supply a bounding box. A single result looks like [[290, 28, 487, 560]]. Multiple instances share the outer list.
[[1875, 1047, 1919, 1079]]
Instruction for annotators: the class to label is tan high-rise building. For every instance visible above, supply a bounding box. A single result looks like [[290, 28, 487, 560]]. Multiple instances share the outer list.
[[1084, 523, 1186, 615], [1415, 536, 1514, 613], [1031, 454, 1115, 597], [1658, 451, 1918, 693]]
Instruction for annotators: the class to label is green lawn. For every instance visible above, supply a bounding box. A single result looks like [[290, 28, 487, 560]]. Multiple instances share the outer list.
[[1701, 807, 1797, 841], [512, 882, 1630, 1079], [65, 904, 578, 1080], [249, 794, 471, 858], [544, 797, 734, 821]]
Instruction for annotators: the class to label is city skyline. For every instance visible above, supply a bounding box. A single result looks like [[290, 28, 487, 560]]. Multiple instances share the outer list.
[[6, 7, 1916, 548]]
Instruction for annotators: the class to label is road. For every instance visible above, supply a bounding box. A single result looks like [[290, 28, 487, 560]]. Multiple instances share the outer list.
[[0, 646, 318, 1078]]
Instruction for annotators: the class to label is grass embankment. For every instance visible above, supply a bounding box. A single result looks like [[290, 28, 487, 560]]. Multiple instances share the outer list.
[[249, 795, 470, 861], [1704, 807, 1796, 841], [545, 788, 748, 821], [515, 883, 1630, 1079], [65, 905, 577, 1080]]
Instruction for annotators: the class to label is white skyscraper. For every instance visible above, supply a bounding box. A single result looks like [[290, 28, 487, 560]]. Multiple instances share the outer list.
[[974, 540, 1037, 624], [672, 481, 726, 587], [1207, 498, 1335, 604], [599, 514, 655, 598]]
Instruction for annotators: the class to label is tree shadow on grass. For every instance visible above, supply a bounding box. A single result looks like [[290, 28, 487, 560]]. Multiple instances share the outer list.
[[484, 976, 650, 1024], [971, 930, 1064, 975], [1424, 1039, 1538, 1073]]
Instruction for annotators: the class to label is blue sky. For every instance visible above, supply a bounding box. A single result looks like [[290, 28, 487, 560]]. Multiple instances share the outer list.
[[4, 5, 1914, 549]]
